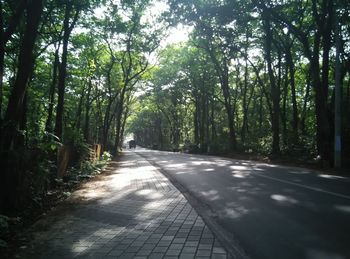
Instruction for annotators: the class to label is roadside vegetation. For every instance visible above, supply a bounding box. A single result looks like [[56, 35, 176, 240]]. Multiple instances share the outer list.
[[0, 0, 349, 255], [129, 0, 350, 168]]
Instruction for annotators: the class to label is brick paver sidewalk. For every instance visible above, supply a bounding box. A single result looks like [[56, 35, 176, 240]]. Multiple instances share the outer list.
[[20, 151, 230, 259]]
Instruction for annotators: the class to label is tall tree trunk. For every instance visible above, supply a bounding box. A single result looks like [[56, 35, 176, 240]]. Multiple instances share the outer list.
[[1, 0, 43, 151], [101, 56, 116, 149], [45, 47, 60, 133], [282, 63, 288, 146], [263, 13, 280, 155], [0, 0, 26, 127], [219, 63, 237, 151], [158, 116, 163, 149], [301, 71, 311, 136], [83, 78, 92, 142], [114, 85, 127, 151], [259, 93, 263, 129], [206, 44, 237, 150], [0, 0, 43, 214], [210, 96, 216, 141], [16, 92, 27, 147], [54, 3, 79, 140], [241, 31, 250, 145], [263, 0, 332, 163], [286, 47, 299, 143], [74, 83, 86, 130], [200, 93, 205, 150], [205, 93, 210, 153], [102, 99, 112, 148], [312, 56, 330, 162], [119, 100, 130, 148], [310, 6, 331, 163], [194, 101, 199, 145]]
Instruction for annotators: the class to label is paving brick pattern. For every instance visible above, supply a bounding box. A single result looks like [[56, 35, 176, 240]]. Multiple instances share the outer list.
[[21, 151, 229, 259]]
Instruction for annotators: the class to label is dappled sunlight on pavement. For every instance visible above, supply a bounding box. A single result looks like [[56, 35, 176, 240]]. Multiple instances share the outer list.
[[136, 149, 350, 259], [19, 150, 229, 259]]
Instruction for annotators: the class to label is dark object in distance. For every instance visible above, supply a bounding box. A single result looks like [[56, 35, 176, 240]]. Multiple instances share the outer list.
[[129, 140, 136, 149]]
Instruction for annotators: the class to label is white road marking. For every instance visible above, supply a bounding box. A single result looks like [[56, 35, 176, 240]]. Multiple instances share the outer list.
[[138, 150, 350, 201], [253, 172, 350, 200]]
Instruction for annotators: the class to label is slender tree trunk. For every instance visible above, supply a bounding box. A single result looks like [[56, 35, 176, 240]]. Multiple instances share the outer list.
[[309, 0, 331, 164], [206, 45, 237, 150], [346, 76, 350, 120], [312, 57, 330, 162], [158, 117, 163, 149], [220, 64, 237, 151], [286, 47, 299, 143], [119, 102, 130, 148], [210, 96, 216, 141], [259, 93, 263, 129], [241, 65, 248, 145], [263, 13, 280, 155], [114, 84, 127, 151], [241, 32, 249, 145], [194, 102, 199, 145], [74, 83, 86, 130], [45, 47, 60, 133], [16, 92, 27, 147], [101, 57, 116, 149], [83, 78, 92, 142], [200, 93, 205, 150], [102, 99, 112, 148], [282, 63, 288, 146], [54, 3, 79, 140], [301, 71, 311, 136], [309, 23, 331, 163]]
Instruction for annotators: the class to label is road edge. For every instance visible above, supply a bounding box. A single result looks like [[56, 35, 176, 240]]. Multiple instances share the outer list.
[[137, 151, 251, 259]]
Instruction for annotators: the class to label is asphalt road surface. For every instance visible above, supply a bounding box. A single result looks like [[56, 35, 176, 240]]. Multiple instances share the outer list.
[[135, 148, 350, 259]]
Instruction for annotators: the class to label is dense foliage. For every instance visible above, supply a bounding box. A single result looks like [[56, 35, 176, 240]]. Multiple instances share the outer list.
[[0, 0, 349, 217], [0, 0, 162, 215], [129, 0, 350, 167]]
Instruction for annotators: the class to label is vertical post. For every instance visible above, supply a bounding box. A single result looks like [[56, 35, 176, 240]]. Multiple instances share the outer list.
[[334, 9, 341, 168]]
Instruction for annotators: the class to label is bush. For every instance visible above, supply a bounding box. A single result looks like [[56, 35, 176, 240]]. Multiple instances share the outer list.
[[101, 151, 112, 162], [0, 214, 21, 250]]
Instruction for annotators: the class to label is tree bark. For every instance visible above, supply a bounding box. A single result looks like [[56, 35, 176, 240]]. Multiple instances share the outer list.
[[263, 12, 280, 155], [203, 35, 237, 150], [262, 0, 332, 163], [0, 0, 26, 125], [282, 63, 288, 146], [45, 47, 60, 133], [286, 47, 299, 143], [114, 84, 127, 152], [102, 64, 116, 148], [0, 0, 43, 214], [194, 102, 199, 145], [301, 71, 311, 136], [1, 0, 43, 151], [54, 2, 79, 140], [83, 78, 92, 142], [241, 31, 250, 145]]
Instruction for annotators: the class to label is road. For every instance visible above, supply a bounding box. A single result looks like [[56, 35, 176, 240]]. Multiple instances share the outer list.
[[135, 148, 350, 259]]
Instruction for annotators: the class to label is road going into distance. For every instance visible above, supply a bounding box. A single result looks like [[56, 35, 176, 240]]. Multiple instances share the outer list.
[[135, 148, 350, 259]]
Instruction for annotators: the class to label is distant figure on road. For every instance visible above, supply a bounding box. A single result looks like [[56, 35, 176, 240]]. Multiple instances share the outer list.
[[129, 140, 136, 149]]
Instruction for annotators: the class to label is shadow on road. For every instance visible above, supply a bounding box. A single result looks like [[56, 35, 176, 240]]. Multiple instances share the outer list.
[[137, 149, 350, 259]]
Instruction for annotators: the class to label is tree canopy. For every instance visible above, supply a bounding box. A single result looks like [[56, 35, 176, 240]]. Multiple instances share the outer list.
[[0, 0, 349, 215]]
